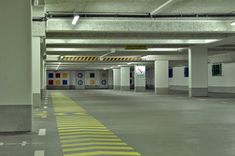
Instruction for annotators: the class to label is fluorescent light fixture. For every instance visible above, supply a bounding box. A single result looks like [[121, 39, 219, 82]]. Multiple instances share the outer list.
[[147, 48, 184, 51], [127, 62, 133, 65], [118, 65, 121, 67], [72, 15, 80, 25], [56, 62, 61, 71], [231, 22, 235, 26]]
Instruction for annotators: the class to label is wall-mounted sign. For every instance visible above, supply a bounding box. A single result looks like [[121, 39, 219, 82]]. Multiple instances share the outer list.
[[77, 73, 83, 78], [101, 80, 107, 85], [78, 80, 83, 85], [135, 65, 146, 78]]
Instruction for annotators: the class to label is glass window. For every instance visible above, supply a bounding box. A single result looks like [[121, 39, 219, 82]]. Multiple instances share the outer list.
[[169, 68, 173, 78], [90, 73, 95, 78], [212, 64, 222, 76], [184, 67, 189, 77]]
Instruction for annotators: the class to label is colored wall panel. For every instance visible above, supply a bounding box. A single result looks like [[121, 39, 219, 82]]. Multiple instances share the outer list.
[[62, 73, 68, 78], [55, 80, 61, 85], [62, 80, 68, 85], [48, 80, 53, 85], [55, 73, 60, 78], [48, 73, 54, 78]]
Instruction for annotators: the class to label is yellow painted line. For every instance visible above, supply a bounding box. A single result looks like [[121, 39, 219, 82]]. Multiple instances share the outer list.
[[62, 142, 128, 148], [59, 131, 114, 136], [63, 151, 141, 156], [61, 138, 122, 143], [51, 93, 141, 156], [58, 127, 105, 130], [59, 129, 110, 133], [60, 135, 118, 139], [58, 126, 106, 129], [57, 121, 101, 124], [58, 127, 106, 130], [63, 146, 134, 152]]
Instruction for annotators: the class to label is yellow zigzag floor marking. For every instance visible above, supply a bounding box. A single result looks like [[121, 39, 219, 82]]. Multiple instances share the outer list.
[[51, 92, 141, 156]]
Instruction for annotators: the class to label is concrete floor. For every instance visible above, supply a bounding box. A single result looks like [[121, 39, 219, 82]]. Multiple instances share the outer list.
[[1, 89, 235, 156]]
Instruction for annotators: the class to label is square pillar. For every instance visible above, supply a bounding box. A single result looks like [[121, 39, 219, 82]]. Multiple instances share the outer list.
[[154, 60, 169, 94], [120, 66, 130, 91], [32, 37, 41, 108], [189, 47, 208, 97], [113, 69, 120, 90], [108, 70, 113, 89], [134, 65, 146, 92], [0, 0, 32, 132]]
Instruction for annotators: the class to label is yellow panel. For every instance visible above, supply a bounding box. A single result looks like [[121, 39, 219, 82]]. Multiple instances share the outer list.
[[89, 80, 95, 85], [55, 80, 61, 85], [62, 73, 68, 78]]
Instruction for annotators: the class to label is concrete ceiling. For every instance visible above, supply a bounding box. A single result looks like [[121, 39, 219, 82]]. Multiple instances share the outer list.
[[38, 0, 235, 71], [44, 0, 235, 14]]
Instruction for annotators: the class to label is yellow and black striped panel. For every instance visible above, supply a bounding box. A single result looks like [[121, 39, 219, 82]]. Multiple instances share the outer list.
[[60, 56, 141, 62], [51, 93, 141, 156]]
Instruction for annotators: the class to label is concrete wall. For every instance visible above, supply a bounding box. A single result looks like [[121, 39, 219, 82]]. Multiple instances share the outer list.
[[169, 63, 235, 93]]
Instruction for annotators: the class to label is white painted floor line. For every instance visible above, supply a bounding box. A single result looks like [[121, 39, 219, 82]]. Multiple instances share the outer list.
[[34, 150, 45, 156], [38, 129, 46, 136], [43, 106, 48, 109], [0, 142, 4, 146]]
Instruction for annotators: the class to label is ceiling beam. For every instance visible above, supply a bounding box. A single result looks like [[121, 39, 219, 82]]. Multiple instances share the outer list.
[[47, 19, 235, 33]]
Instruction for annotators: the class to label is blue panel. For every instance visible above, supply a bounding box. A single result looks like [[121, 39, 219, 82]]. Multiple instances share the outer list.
[[62, 80, 68, 85], [48, 73, 54, 78]]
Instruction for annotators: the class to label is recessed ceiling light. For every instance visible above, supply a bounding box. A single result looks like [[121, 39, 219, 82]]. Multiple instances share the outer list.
[[231, 22, 235, 26]]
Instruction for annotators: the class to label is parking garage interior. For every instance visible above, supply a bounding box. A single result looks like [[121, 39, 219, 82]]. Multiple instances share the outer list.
[[1, 0, 235, 156]]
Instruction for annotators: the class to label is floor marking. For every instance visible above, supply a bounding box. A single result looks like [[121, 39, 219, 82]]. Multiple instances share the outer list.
[[63, 146, 134, 152], [34, 150, 45, 156], [59, 129, 109, 133], [62, 142, 128, 148], [63, 151, 141, 156], [51, 93, 142, 156], [38, 129, 47, 136], [61, 138, 122, 143], [60, 135, 118, 139], [0, 142, 4, 146], [59, 131, 114, 136], [43, 106, 48, 109]]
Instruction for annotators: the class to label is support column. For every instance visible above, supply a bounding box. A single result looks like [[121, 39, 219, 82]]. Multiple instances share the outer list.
[[120, 67, 130, 91], [113, 69, 120, 90], [40, 38, 45, 99], [32, 37, 41, 108], [134, 65, 146, 92], [108, 70, 113, 89], [189, 47, 208, 97], [0, 0, 32, 132], [154, 60, 169, 94]]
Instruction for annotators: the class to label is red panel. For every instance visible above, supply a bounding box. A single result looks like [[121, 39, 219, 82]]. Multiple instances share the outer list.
[[48, 80, 54, 85], [56, 73, 60, 78]]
